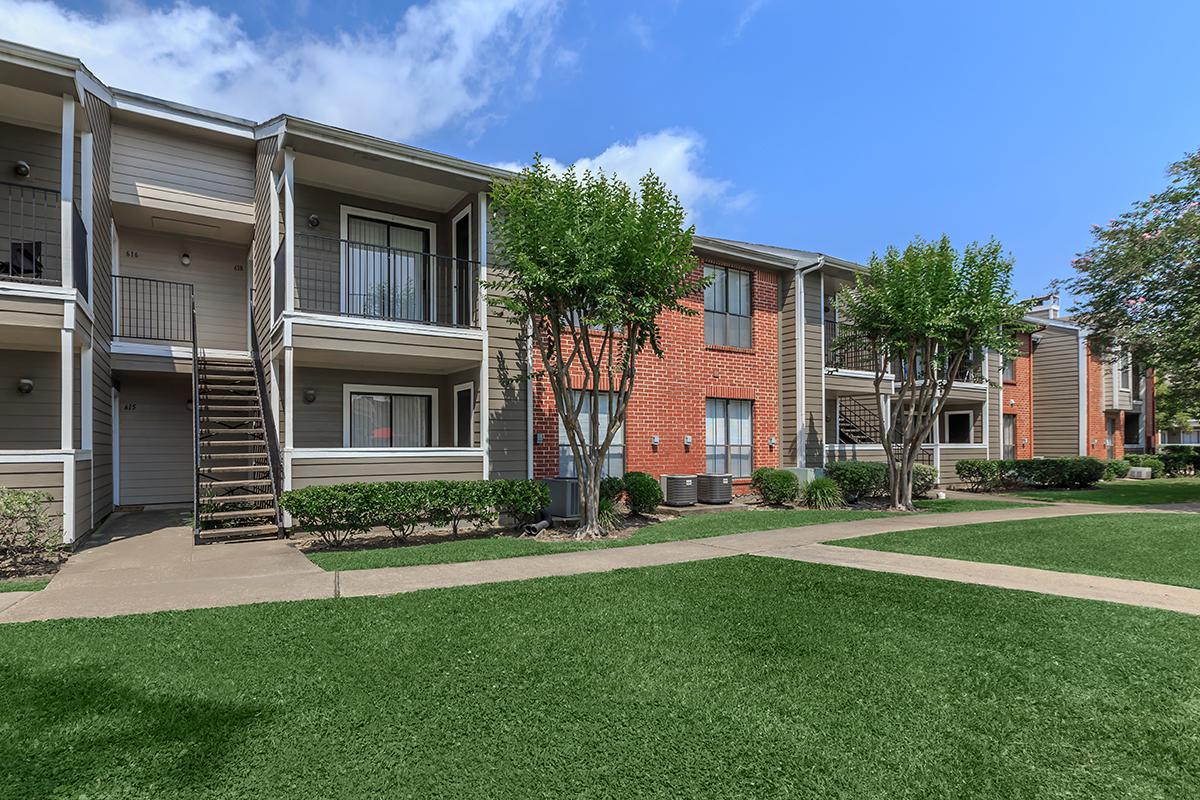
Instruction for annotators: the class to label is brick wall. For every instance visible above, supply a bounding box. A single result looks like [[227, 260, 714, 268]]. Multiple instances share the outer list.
[[1085, 345, 1108, 458], [1003, 332, 1034, 458], [532, 258, 782, 492]]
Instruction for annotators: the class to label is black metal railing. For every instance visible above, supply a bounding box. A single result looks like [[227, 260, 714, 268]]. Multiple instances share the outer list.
[[272, 243, 286, 321], [837, 395, 881, 444], [71, 204, 88, 301], [1, 181, 61, 285], [294, 233, 480, 328], [825, 321, 879, 372], [248, 290, 285, 538], [114, 275, 194, 342], [190, 287, 200, 541]]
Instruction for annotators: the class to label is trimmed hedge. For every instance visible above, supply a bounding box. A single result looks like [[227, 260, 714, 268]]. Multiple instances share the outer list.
[[751, 468, 799, 506], [1103, 459, 1131, 480], [1124, 454, 1165, 479], [823, 461, 938, 500], [280, 479, 550, 547], [954, 457, 1105, 491], [1158, 450, 1197, 477], [623, 472, 663, 515]]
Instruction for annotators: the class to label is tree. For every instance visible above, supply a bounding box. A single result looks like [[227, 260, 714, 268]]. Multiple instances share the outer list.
[[1062, 149, 1200, 416], [837, 236, 1028, 510], [488, 157, 702, 538]]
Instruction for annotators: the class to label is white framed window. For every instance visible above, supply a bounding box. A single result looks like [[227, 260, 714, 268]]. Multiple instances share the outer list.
[[453, 381, 474, 448], [342, 384, 438, 448], [1119, 352, 1132, 390], [558, 391, 625, 478], [704, 264, 752, 348], [339, 205, 437, 322], [944, 410, 974, 444], [706, 398, 753, 477], [451, 205, 474, 326]]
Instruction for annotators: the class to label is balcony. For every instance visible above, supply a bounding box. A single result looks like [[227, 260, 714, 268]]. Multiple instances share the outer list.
[[1, 181, 88, 301], [114, 275, 193, 343], [824, 320, 879, 372], [292, 233, 480, 330]]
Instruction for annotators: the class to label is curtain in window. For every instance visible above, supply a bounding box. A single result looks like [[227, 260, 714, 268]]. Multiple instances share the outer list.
[[391, 394, 430, 447], [350, 393, 431, 447], [558, 391, 625, 478], [706, 398, 753, 476], [350, 393, 392, 447], [345, 217, 429, 321], [704, 265, 751, 348], [390, 224, 427, 322]]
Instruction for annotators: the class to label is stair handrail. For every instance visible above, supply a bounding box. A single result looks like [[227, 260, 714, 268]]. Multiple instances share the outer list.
[[190, 286, 201, 542], [248, 293, 286, 536]]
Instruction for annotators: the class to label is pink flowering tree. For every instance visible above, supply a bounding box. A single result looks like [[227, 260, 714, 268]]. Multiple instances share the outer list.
[[1061, 149, 1200, 415]]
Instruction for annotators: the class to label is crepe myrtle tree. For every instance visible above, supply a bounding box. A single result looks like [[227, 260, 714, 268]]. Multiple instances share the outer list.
[[836, 236, 1029, 510], [1061, 149, 1200, 417], [488, 156, 703, 538]]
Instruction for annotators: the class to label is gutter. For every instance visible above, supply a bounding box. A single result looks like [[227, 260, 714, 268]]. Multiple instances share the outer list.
[[796, 256, 826, 468]]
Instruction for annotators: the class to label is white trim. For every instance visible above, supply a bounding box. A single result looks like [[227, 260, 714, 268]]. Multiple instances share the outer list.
[[0, 282, 79, 302], [0, 450, 74, 463], [289, 447, 483, 460], [80, 341, 93, 450], [60, 94, 74, 292], [60, 328, 73, 450], [453, 381, 475, 448], [819, 275, 827, 452], [478, 191, 490, 478], [982, 353, 990, 458], [111, 384, 120, 506], [525, 316, 534, 479], [282, 310, 484, 341], [269, 166, 280, 319], [110, 90, 255, 139], [1078, 332, 1089, 455], [451, 204, 472, 327], [110, 220, 119, 327], [283, 148, 296, 314], [79, 129, 94, 317], [341, 383, 439, 448], [284, 347, 295, 450], [62, 458, 74, 544], [943, 409, 975, 445], [110, 341, 249, 360], [338, 204, 438, 318]]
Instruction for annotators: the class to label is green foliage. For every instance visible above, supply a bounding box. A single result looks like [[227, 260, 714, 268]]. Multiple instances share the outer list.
[[622, 472, 662, 515], [824, 461, 889, 500], [954, 458, 1105, 491], [911, 465, 939, 497], [1156, 449, 1198, 477], [750, 468, 799, 506], [0, 487, 58, 573], [1124, 454, 1166, 479], [600, 476, 626, 503], [280, 479, 550, 546], [597, 497, 621, 532], [801, 477, 845, 509], [1104, 459, 1132, 480], [1064, 150, 1200, 417]]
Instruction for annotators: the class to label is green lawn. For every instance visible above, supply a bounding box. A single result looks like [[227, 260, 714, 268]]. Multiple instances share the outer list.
[[308, 499, 1033, 572], [836, 512, 1200, 589], [2, 557, 1197, 798], [0, 577, 50, 593], [1011, 477, 1200, 506]]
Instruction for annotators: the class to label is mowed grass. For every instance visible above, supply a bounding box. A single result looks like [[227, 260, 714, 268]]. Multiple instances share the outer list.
[[1011, 477, 1200, 506], [308, 499, 1033, 572], [836, 512, 1200, 589], [0, 578, 50, 593], [2, 557, 1198, 799]]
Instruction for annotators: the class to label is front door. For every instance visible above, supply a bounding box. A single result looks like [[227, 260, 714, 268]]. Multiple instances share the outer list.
[[1002, 414, 1016, 460], [1105, 416, 1116, 460]]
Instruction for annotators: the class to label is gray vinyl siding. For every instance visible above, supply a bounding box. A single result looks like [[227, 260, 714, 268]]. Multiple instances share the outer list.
[[291, 455, 484, 486], [74, 456, 93, 539], [485, 260, 530, 479], [938, 445, 985, 482], [825, 445, 890, 463], [118, 372, 193, 505], [0, 295, 65, 327], [251, 137, 278, 416], [110, 124, 254, 224], [801, 270, 825, 466], [0, 461, 64, 533], [85, 91, 115, 530], [291, 366, 478, 448], [0, 349, 60, 448], [290, 322, 482, 364], [778, 270, 797, 466], [116, 229, 249, 351], [1032, 326, 1082, 456], [0, 119, 78, 284]]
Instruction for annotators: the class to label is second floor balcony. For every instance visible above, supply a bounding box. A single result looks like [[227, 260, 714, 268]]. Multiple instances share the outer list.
[[287, 232, 480, 330], [825, 320, 985, 383], [1, 181, 89, 301]]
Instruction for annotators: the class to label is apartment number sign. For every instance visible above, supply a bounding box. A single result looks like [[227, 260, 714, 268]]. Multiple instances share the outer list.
[[124, 249, 139, 259]]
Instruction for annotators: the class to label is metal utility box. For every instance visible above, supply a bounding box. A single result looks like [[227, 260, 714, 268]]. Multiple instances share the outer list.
[[697, 473, 733, 504], [543, 478, 580, 518], [662, 474, 698, 507]]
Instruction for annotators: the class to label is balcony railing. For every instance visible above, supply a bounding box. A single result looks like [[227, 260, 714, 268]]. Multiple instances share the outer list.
[[114, 275, 194, 342], [825, 320, 879, 372], [72, 204, 88, 301], [294, 233, 480, 329], [1, 181, 62, 286]]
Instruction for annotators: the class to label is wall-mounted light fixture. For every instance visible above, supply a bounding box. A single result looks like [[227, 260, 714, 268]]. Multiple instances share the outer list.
[[534, 433, 545, 445], [16, 378, 33, 394], [650, 435, 660, 446], [308, 214, 320, 228], [180, 252, 191, 266], [683, 434, 693, 448], [768, 436, 777, 449], [302, 388, 317, 404], [13, 160, 30, 178]]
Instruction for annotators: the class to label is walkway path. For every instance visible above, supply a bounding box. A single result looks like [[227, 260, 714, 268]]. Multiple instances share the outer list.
[[3, 501, 1195, 623]]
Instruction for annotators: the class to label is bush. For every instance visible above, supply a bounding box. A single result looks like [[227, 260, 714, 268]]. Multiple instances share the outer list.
[[750, 468, 799, 506], [424, 480, 500, 536], [801, 477, 844, 509], [0, 487, 58, 573], [280, 483, 376, 547], [495, 479, 551, 527], [1125, 454, 1165, 479], [953, 457, 1105, 491], [1159, 450, 1195, 477], [623, 472, 663, 515], [1104, 459, 1131, 480], [912, 464, 939, 497], [955, 459, 1002, 492], [599, 476, 626, 503], [824, 461, 888, 500]]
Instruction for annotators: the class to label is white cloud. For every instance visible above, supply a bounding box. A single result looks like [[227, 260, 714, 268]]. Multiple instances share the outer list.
[[734, 0, 768, 37], [496, 130, 751, 224], [0, 0, 562, 141], [626, 14, 652, 49]]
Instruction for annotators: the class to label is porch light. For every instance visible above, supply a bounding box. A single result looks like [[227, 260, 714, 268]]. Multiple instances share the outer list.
[[307, 214, 320, 228], [303, 389, 317, 404], [13, 160, 30, 178], [16, 378, 33, 394], [180, 253, 191, 266]]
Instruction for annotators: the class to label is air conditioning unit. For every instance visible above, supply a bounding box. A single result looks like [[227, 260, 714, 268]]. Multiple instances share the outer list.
[[697, 473, 732, 504], [662, 474, 698, 507], [543, 478, 579, 518]]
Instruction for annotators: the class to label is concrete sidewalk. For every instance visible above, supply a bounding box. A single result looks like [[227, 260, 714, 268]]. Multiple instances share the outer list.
[[2, 500, 1169, 623]]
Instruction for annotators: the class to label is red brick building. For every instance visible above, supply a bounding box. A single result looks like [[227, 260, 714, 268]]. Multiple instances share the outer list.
[[532, 241, 791, 493], [1000, 331, 1035, 459]]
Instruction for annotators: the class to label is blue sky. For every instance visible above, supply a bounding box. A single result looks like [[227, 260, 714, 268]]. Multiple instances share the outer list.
[[4, 0, 1199, 301]]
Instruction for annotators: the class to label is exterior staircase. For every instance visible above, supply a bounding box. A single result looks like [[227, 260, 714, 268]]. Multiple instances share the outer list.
[[194, 356, 283, 542]]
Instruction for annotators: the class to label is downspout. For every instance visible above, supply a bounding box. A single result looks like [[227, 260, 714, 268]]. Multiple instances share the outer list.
[[796, 256, 825, 468], [1078, 330, 1090, 456]]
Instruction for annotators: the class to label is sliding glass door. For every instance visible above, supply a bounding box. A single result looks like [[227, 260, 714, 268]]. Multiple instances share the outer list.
[[345, 215, 431, 322]]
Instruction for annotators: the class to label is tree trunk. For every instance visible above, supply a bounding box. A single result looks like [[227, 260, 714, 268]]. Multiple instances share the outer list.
[[574, 454, 605, 539]]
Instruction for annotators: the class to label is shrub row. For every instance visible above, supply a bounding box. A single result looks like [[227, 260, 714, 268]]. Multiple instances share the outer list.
[[1123, 453, 1166, 479], [954, 457, 1105, 491], [280, 479, 550, 547], [823, 461, 937, 501], [1154, 446, 1199, 476]]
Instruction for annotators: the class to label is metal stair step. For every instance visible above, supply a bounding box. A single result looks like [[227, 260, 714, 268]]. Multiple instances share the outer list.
[[200, 464, 271, 474], [199, 507, 277, 521], [205, 492, 275, 504], [201, 439, 266, 448], [201, 405, 263, 412], [201, 478, 274, 489], [197, 523, 280, 539], [201, 415, 264, 423], [200, 428, 264, 436]]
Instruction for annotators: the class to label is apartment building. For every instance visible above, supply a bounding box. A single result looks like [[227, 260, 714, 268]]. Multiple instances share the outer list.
[[0, 41, 526, 543]]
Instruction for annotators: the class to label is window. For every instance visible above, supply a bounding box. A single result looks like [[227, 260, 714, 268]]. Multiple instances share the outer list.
[[1119, 353, 1132, 390], [1123, 412, 1140, 448], [1002, 414, 1016, 460], [1001, 355, 1016, 383], [454, 382, 474, 448], [704, 265, 751, 348], [944, 410, 973, 444], [706, 398, 753, 477], [341, 207, 435, 322], [344, 385, 436, 448], [558, 391, 625, 478]]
